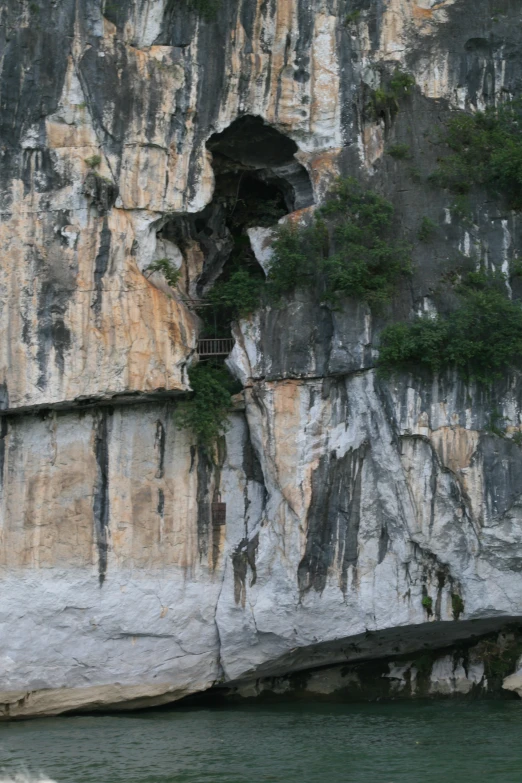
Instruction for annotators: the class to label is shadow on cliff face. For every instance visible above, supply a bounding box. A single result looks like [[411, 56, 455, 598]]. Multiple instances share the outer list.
[[156, 115, 314, 316]]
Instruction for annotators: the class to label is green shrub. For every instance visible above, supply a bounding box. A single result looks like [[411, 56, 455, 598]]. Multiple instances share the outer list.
[[480, 635, 522, 681], [418, 216, 437, 241], [371, 68, 415, 118], [84, 154, 102, 169], [175, 363, 235, 455], [451, 593, 464, 620], [187, 0, 220, 19], [431, 101, 522, 209], [345, 10, 361, 25], [267, 221, 326, 302], [422, 595, 433, 614], [450, 194, 472, 222], [267, 177, 411, 309], [510, 259, 522, 279], [407, 165, 422, 183], [487, 407, 507, 437], [379, 275, 522, 383], [145, 258, 181, 288], [387, 143, 412, 160], [207, 267, 265, 319]]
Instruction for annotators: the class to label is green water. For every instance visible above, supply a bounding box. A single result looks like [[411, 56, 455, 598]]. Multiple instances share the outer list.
[[1, 701, 521, 783]]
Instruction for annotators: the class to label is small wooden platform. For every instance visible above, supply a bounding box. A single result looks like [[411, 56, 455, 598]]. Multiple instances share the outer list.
[[197, 338, 235, 357]]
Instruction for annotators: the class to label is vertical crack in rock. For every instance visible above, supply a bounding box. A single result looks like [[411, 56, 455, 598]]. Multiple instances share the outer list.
[[195, 437, 227, 567], [378, 521, 390, 565], [298, 444, 368, 595], [157, 488, 165, 518], [196, 447, 214, 562], [242, 423, 265, 485], [154, 419, 166, 479], [91, 218, 112, 319], [232, 533, 260, 607], [0, 383, 9, 412], [93, 409, 111, 586], [0, 417, 8, 493]]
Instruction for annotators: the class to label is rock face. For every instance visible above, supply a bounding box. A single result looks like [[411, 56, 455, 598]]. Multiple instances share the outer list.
[[2, 0, 522, 717]]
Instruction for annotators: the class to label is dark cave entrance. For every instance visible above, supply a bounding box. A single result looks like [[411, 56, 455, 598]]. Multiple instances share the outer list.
[[156, 116, 314, 342]]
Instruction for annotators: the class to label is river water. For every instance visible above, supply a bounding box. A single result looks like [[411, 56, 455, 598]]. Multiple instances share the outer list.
[[1, 701, 521, 783]]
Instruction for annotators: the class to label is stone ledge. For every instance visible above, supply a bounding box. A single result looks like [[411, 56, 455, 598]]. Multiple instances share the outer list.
[[0, 682, 199, 720]]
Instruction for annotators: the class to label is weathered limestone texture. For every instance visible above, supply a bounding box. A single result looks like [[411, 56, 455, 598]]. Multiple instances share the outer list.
[[2, 0, 522, 717]]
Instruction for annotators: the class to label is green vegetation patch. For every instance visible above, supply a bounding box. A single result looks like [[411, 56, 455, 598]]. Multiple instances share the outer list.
[[84, 154, 102, 169], [431, 101, 522, 209], [379, 270, 522, 384], [476, 630, 522, 683], [207, 267, 265, 320], [387, 143, 412, 160], [344, 10, 361, 25], [145, 258, 181, 288], [267, 177, 411, 309], [422, 595, 433, 615], [371, 68, 416, 119], [187, 0, 220, 20], [451, 593, 465, 620], [418, 216, 437, 242], [176, 363, 238, 455]]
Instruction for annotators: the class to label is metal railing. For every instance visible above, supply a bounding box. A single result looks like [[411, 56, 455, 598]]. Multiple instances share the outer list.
[[197, 338, 235, 357]]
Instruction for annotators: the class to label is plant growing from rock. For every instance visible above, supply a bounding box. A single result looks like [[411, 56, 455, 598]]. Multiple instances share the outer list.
[[84, 154, 102, 169], [418, 216, 437, 242], [186, 0, 220, 20], [487, 408, 508, 437], [431, 100, 522, 210], [267, 177, 411, 309], [478, 632, 522, 681], [371, 68, 416, 120], [344, 10, 361, 25], [145, 258, 181, 288], [207, 267, 265, 319], [387, 143, 412, 160], [451, 593, 464, 620], [422, 595, 433, 616], [175, 363, 236, 456], [379, 270, 522, 384]]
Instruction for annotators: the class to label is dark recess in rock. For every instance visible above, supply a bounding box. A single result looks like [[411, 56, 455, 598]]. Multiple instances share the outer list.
[[93, 409, 111, 586], [232, 533, 260, 606], [0, 417, 8, 492], [92, 218, 112, 318], [157, 488, 165, 517], [157, 114, 314, 302], [155, 419, 166, 479], [196, 447, 213, 560], [0, 384, 9, 412]]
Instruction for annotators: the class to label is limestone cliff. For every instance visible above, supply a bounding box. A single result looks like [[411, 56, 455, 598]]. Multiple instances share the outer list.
[[2, 0, 522, 718]]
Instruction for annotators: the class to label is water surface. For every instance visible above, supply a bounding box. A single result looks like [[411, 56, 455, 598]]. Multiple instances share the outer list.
[[1, 701, 521, 783]]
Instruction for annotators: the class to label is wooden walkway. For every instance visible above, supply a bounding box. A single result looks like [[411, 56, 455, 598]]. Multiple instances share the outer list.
[[197, 338, 235, 357]]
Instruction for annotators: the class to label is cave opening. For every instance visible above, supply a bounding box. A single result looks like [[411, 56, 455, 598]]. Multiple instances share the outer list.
[[156, 115, 314, 346]]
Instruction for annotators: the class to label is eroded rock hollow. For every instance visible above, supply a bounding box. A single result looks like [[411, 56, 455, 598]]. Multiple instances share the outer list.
[[2, 0, 522, 718]]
